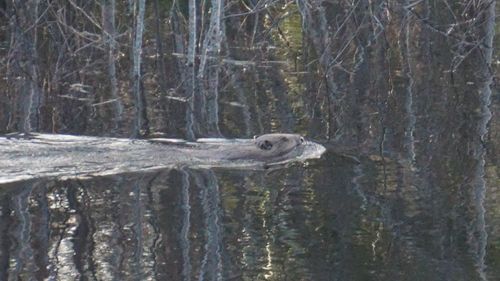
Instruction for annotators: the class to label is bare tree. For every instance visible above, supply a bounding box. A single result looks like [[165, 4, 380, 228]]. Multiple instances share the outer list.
[[185, 0, 199, 140], [153, 0, 168, 96], [7, 0, 43, 133], [102, 0, 123, 129], [197, 0, 224, 136], [295, 0, 340, 140], [131, 0, 149, 137]]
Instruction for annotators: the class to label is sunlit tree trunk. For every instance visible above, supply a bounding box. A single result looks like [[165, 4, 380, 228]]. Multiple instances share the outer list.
[[131, 0, 149, 137], [469, 1, 495, 280], [153, 0, 168, 96], [185, 0, 198, 140], [198, 0, 224, 136], [401, 1, 416, 163], [102, 0, 123, 129]]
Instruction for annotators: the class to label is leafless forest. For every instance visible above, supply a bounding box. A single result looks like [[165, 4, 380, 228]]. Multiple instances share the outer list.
[[0, 0, 497, 152], [0, 1, 499, 280]]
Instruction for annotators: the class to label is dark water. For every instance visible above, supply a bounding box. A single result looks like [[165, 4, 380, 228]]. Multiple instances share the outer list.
[[0, 145, 498, 281], [0, 1, 499, 280]]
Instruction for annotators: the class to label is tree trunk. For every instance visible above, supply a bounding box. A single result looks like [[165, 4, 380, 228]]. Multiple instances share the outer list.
[[153, 0, 168, 96], [197, 0, 224, 137], [185, 0, 199, 140], [9, 0, 43, 133], [131, 0, 149, 137], [102, 0, 123, 129]]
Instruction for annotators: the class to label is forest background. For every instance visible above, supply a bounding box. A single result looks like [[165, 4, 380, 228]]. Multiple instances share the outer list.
[[0, 0, 497, 157]]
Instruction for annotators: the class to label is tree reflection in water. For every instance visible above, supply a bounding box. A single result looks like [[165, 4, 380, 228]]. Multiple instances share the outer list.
[[0, 0, 498, 280], [0, 144, 497, 280]]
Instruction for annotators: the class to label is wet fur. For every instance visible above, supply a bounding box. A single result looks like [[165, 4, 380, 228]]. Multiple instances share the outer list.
[[225, 134, 305, 161]]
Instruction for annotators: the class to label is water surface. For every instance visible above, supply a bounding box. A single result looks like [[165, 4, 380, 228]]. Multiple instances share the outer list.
[[0, 145, 498, 280]]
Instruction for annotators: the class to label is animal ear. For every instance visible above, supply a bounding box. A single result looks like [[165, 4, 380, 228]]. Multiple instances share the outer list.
[[257, 139, 273, 150]]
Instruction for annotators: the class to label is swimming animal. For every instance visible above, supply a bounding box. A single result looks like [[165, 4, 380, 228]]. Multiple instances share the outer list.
[[0, 133, 325, 183]]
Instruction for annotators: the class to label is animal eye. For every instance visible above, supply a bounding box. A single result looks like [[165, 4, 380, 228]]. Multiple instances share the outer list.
[[259, 140, 273, 150], [300, 137, 305, 143]]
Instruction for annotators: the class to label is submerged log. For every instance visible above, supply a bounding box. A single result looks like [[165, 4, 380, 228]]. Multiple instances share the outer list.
[[0, 133, 326, 184]]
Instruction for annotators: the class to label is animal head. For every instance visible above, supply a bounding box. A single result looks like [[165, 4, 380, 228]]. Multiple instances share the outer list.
[[253, 134, 305, 157]]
